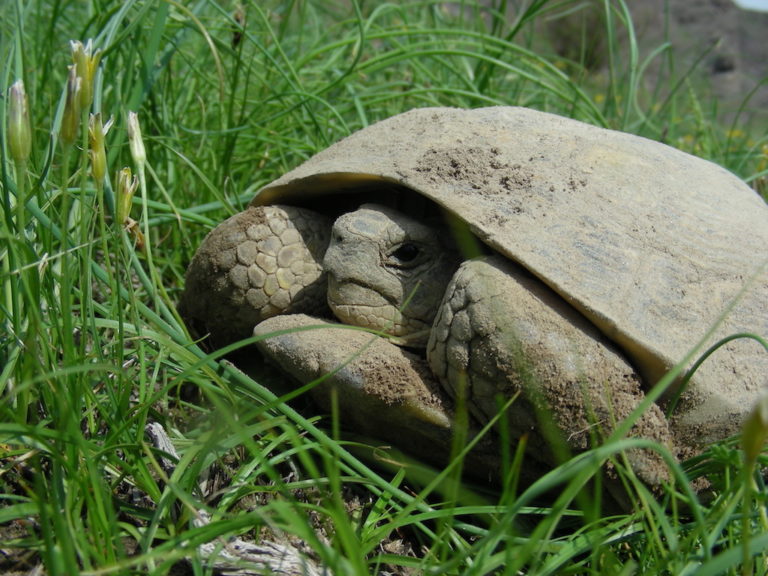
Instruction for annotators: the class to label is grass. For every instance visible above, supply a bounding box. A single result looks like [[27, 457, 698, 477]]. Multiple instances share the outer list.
[[1, 0, 767, 574]]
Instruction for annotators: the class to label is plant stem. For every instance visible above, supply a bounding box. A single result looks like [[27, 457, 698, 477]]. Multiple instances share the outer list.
[[59, 145, 75, 365], [11, 159, 31, 419]]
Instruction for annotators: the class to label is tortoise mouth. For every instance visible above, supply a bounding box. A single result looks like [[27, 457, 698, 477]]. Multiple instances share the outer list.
[[327, 277, 401, 327], [327, 277, 431, 339]]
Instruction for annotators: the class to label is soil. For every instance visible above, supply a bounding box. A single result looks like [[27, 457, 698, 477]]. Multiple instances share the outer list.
[[543, 0, 768, 127], [645, 0, 768, 125]]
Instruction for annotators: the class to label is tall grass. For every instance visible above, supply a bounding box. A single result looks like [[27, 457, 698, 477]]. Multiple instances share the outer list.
[[1, 1, 767, 574]]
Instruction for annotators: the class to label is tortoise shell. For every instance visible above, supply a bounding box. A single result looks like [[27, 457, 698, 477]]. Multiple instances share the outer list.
[[251, 106, 768, 443]]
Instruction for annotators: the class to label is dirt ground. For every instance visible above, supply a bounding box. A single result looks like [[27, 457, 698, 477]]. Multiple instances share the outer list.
[[544, 0, 768, 127], [635, 0, 767, 125]]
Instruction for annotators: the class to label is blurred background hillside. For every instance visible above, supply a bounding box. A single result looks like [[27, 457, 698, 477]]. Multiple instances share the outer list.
[[540, 0, 767, 127]]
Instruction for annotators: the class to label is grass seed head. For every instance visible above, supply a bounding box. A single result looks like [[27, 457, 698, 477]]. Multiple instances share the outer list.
[[88, 113, 111, 185], [127, 111, 146, 169], [60, 66, 81, 148], [742, 393, 768, 464], [7, 80, 31, 164], [116, 166, 138, 225], [71, 40, 100, 111]]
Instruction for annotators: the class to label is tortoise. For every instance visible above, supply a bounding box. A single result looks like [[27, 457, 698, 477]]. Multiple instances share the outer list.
[[181, 106, 768, 488]]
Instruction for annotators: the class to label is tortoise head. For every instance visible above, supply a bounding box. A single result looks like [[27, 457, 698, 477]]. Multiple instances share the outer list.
[[323, 204, 460, 347]]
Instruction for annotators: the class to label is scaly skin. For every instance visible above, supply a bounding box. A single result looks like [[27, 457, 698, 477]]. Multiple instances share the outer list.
[[180, 205, 331, 346], [183, 203, 677, 491], [323, 204, 460, 347], [322, 206, 674, 486]]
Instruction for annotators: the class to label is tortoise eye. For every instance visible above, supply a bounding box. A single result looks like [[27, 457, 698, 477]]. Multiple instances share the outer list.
[[390, 243, 421, 264]]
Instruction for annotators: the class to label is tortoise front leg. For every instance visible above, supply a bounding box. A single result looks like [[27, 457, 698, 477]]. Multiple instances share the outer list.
[[181, 205, 331, 347], [427, 256, 676, 488], [252, 314, 512, 480]]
